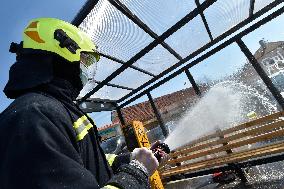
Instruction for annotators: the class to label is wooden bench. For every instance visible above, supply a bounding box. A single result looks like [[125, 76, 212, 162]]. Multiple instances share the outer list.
[[159, 111, 284, 181]]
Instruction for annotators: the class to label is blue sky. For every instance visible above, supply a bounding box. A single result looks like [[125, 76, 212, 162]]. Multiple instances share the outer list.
[[1, 1, 284, 128]]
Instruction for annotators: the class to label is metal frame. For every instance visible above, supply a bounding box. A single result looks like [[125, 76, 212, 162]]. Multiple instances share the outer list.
[[79, 0, 218, 102], [184, 69, 202, 97], [72, 0, 100, 26], [147, 92, 168, 137], [117, 0, 284, 104], [118, 4, 284, 108], [194, 0, 214, 41], [98, 52, 156, 77], [74, 0, 284, 135], [73, 0, 284, 182]]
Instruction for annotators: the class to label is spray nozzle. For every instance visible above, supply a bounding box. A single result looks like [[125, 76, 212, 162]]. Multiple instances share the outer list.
[[152, 142, 171, 162]]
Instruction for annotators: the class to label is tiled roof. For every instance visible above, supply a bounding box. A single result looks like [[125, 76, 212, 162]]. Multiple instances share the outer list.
[[254, 41, 284, 60], [98, 121, 119, 131], [114, 86, 207, 125]]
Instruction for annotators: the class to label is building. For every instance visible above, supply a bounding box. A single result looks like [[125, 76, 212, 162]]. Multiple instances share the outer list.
[[97, 121, 122, 141], [236, 40, 284, 85], [112, 85, 208, 130], [98, 40, 284, 138], [255, 40, 284, 75]]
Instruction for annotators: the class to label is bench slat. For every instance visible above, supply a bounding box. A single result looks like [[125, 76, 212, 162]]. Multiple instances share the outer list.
[[162, 142, 284, 177], [170, 119, 284, 158], [173, 111, 284, 153], [167, 128, 284, 165]]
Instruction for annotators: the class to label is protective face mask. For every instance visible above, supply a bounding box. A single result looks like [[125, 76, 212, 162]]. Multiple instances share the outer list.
[[80, 52, 98, 87]]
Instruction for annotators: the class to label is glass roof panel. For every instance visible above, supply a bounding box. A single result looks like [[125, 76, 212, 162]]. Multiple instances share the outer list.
[[204, 0, 250, 38], [164, 15, 211, 58], [77, 0, 281, 103], [120, 0, 196, 35], [111, 68, 153, 89], [254, 0, 275, 13], [79, 0, 154, 61], [132, 45, 179, 75], [95, 57, 122, 82], [94, 86, 131, 100], [79, 81, 131, 100]]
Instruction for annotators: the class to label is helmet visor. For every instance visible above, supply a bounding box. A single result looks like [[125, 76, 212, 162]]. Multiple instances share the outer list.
[[80, 51, 99, 67], [80, 52, 98, 86]]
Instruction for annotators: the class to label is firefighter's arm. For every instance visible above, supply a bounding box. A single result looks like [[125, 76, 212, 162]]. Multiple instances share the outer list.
[[105, 153, 131, 172], [1, 103, 105, 188], [105, 148, 159, 189]]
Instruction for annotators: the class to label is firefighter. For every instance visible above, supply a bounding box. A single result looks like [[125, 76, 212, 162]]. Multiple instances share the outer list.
[[0, 18, 159, 189]]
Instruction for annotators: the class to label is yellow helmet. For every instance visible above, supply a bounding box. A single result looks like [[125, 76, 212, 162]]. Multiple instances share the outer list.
[[4, 18, 100, 99], [23, 17, 99, 63]]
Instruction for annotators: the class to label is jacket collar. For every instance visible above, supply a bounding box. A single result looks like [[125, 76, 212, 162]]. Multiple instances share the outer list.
[[36, 78, 80, 103]]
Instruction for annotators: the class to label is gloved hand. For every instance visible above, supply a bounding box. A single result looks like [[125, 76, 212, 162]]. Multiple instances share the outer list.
[[131, 147, 159, 176], [150, 140, 169, 163]]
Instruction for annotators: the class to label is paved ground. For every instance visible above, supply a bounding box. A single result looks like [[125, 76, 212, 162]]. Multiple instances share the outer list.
[[165, 161, 284, 189], [165, 177, 284, 189]]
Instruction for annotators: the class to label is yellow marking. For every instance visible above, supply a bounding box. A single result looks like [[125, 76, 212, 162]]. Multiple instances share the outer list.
[[24, 31, 45, 43], [105, 154, 117, 166], [131, 121, 164, 189], [27, 21, 38, 28], [76, 123, 93, 141], [73, 116, 88, 129]]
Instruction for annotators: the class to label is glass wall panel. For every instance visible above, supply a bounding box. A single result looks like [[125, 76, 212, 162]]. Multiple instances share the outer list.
[[150, 73, 198, 144], [188, 43, 280, 155], [95, 57, 122, 82], [90, 111, 112, 129], [115, 95, 156, 143], [94, 86, 131, 100], [243, 10, 284, 98], [90, 111, 125, 154]]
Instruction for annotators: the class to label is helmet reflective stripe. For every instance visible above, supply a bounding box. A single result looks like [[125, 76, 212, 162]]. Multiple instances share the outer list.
[[23, 18, 100, 62]]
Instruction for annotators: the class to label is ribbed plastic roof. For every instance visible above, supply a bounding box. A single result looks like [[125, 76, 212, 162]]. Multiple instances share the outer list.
[[73, 0, 279, 105]]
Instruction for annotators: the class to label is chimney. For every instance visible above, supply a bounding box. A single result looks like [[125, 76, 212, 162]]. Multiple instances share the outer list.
[[259, 39, 267, 49]]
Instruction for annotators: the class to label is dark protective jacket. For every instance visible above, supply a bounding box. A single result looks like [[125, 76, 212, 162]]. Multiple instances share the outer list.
[[0, 79, 149, 189]]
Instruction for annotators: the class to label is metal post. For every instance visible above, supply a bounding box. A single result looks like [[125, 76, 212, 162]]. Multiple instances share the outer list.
[[71, 0, 99, 26], [185, 69, 202, 97], [147, 92, 168, 137], [195, 0, 214, 41], [115, 103, 126, 126], [217, 129, 248, 183], [249, 0, 256, 17], [237, 39, 284, 110]]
